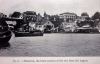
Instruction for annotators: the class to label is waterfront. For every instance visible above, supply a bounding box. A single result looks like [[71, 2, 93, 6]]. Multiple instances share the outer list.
[[0, 33, 100, 57]]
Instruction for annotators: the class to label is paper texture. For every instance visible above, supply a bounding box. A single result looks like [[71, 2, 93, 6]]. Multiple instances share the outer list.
[[0, 0, 100, 64]]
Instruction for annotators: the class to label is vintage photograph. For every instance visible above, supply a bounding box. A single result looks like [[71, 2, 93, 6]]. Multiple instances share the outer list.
[[0, 0, 100, 57]]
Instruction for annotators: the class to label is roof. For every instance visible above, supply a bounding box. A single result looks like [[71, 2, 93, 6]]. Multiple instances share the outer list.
[[36, 16, 64, 28], [51, 20, 63, 27], [36, 18, 49, 25], [65, 25, 73, 27], [59, 12, 77, 15], [82, 25, 90, 28], [23, 11, 36, 15]]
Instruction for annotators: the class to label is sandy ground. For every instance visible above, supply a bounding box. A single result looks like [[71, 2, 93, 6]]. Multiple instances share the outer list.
[[0, 33, 100, 57]]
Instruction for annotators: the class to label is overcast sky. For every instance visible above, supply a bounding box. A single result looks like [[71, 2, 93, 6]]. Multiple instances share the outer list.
[[0, 0, 100, 17]]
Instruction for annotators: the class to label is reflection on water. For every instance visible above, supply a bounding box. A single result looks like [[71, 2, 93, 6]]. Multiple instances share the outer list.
[[0, 42, 10, 49]]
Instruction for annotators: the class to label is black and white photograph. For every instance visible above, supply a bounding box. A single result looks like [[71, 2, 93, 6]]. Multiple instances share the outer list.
[[0, 0, 100, 63]]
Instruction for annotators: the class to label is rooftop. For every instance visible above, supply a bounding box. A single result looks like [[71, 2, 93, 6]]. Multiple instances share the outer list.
[[59, 12, 77, 15]]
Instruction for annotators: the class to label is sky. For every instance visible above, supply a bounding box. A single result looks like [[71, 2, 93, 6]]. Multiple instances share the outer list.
[[0, 0, 100, 17]]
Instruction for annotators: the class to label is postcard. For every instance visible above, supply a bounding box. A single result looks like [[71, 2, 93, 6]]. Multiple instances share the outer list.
[[0, 0, 100, 64]]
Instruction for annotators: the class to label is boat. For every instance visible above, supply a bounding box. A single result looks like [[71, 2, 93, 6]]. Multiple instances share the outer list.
[[0, 18, 12, 43], [0, 31, 12, 43], [44, 29, 52, 33], [14, 30, 43, 37], [14, 22, 44, 37]]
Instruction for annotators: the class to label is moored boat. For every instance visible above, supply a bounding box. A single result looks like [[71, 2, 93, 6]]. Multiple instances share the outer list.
[[44, 29, 52, 33], [0, 31, 12, 43], [14, 29, 43, 37], [0, 18, 12, 43]]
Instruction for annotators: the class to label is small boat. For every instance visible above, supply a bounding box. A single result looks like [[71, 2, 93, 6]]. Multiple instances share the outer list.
[[44, 29, 53, 33], [0, 18, 12, 43]]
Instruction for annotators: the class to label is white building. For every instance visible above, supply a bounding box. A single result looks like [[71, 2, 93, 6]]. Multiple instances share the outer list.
[[36, 18, 54, 31], [59, 12, 77, 22], [60, 21, 77, 32]]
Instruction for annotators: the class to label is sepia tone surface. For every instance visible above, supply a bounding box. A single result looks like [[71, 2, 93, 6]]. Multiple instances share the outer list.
[[0, 0, 100, 57]]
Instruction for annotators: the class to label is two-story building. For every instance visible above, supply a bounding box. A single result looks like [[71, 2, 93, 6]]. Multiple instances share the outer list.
[[15, 11, 37, 32], [59, 12, 77, 22], [36, 18, 54, 32], [59, 12, 77, 32], [36, 12, 54, 33]]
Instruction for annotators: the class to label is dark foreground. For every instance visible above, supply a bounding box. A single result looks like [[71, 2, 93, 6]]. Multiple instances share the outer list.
[[0, 33, 100, 57]]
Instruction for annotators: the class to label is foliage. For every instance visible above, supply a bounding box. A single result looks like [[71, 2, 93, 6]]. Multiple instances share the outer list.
[[81, 12, 89, 17], [10, 11, 21, 18], [91, 12, 100, 20], [23, 11, 36, 15], [50, 15, 64, 27]]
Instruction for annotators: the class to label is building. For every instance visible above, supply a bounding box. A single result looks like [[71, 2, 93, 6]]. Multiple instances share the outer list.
[[59, 12, 77, 22], [60, 21, 77, 32], [36, 12, 54, 32], [13, 11, 38, 32], [49, 15, 64, 32], [36, 18, 54, 32], [23, 11, 37, 23]]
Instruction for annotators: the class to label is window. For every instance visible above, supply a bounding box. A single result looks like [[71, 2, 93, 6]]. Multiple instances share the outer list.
[[27, 18, 28, 20], [39, 26, 41, 28], [21, 17, 23, 18], [48, 22, 49, 24], [44, 25, 45, 28], [31, 18, 33, 20]]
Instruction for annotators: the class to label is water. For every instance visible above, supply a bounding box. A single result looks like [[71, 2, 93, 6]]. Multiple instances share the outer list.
[[0, 33, 100, 57]]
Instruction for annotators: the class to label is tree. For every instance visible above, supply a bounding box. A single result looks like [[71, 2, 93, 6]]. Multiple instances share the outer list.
[[10, 11, 21, 18], [37, 13, 42, 22], [91, 12, 100, 20], [81, 12, 89, 17], [23, 11, 36, 15], [0, 12, 7, 18]]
